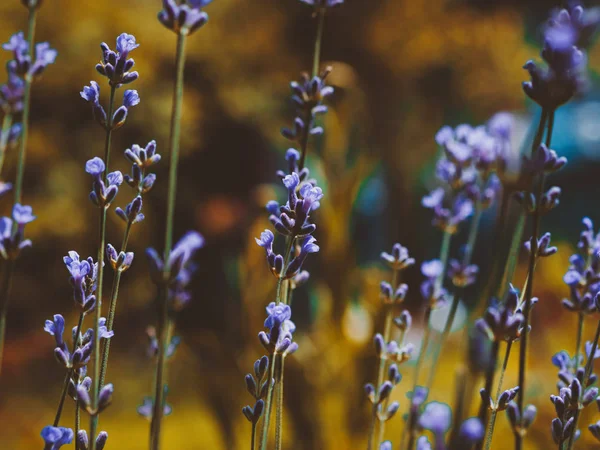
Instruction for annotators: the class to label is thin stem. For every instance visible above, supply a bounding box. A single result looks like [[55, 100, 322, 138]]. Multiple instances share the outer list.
[[276, 237, 295, 304], [515, 108, 551, 450], [483, 341, 513, 450], [274, 355, 285, 450], [13, 5, 37, 205], [575, 313, 584, 371], [54, 312, 85, 427], [312, 8, 326, 78], [434, 231, 452, 294], [75, 398, 81, 439], [251, 423, 257, 450], [498, 211, 526, 300], [400, 308, 432, 450], [260, 352, 277, 450], [298, 7, 325, 172], [0, 113, 13, 175], [0, 261, 15, 376], [477, 340, 500, 443], [90, 85, 117, 450], [98, 221, 133, 389], [426, 207, 483, 390], [53, 370, 73, 427], [150, 30, 187, 450]]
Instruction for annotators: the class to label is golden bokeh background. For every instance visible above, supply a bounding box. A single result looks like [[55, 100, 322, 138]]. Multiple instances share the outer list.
[[1, 0, 600, 449]]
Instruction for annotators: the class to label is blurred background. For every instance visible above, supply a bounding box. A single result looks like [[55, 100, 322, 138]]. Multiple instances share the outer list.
[[1, 0, 600, 448]]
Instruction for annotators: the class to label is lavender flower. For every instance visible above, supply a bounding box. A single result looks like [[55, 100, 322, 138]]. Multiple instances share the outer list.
[[44, 315, 113, 369], [242, 356, 270, 425], [420, 260, 447, 310], [0, 204, 35, 260], [447, 259, 478, 288], [145, 231, 204, 311], [282, 68, 334, 142], [111, 89, 140, 130], [106, 244, 134, 272], [380, 242, 415, 271], [158, 0, 210, 35], [561, 218, 600, 314], [64, 251, 99, 313], [258, 302, 298, 355], [458, 417, 485, 446], [3, 32, 57, 79], [124, 140, 161, 170], [115, 196, 145, 225], [0, 66, 25, 114], [80, 82, 107, 128], [75, 430, 108, 450], [418, 401, 452, 445], [40, 426, 74, 450], [95, 33, 140, 88], [86, 157, 123, 208], [523, 231, 558, 258], [523, 6, 594, 109], [476, 286, 525, 342]]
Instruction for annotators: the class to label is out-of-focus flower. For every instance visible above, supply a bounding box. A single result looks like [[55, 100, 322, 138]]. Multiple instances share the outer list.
[[158, 0, 210, 35]]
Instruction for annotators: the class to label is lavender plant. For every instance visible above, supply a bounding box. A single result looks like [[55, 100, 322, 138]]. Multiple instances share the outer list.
[[244, 1, 342, 449], [0, 0, 56, 376], [365, 244, 414, 450], [146, 1, 210, 448]]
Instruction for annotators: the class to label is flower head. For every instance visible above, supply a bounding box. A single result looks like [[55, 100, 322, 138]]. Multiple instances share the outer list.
[[41, 426, 74, 450], [258, 302, 298, 355], [158, 0, 210, 35], [96, 33, 139, 87]]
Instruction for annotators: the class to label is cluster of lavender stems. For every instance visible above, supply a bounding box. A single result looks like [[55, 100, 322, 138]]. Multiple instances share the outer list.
[[4, 1, 600, 449], [147, 1, 210, 449], [0, 0, 56, 376], [242, 1, 341, 450]]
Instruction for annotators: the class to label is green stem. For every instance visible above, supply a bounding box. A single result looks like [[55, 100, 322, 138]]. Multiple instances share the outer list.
[[476, 340, 499, 444], [90, 84, 117, 450], [13, 6, 37, 206], [150, 30, 187, 450], [260, 352, 277, 450], [498, 211, 526, 300], [515, 108, 551, 450], [75, 398, 81, 440], [312, 8, 325, 78], [0, 113, 13, 175], [434, 231, 452, 294], [274, 355, 285, 450], [0, 260, 15, 376], [251, 422, 257, 450], [575, 313, 584, 371], [276, 237, 295, 305], [426, 207, 483, 390], [54, 312, 85, 427], [98, 221, 133, 389], [53, 369, 73, 427], [483, 341, 513, 450]]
